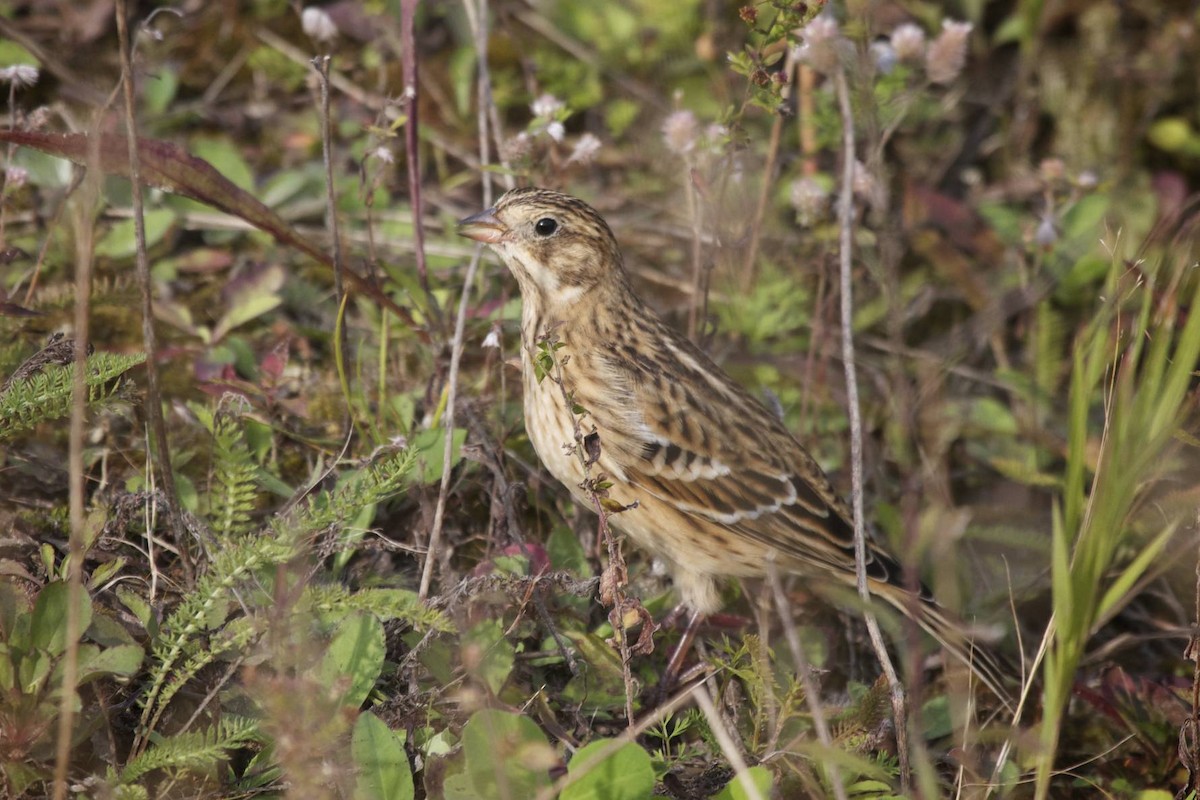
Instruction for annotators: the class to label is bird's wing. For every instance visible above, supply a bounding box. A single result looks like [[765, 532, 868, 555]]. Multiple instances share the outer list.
[[584, 329, 906, 589]]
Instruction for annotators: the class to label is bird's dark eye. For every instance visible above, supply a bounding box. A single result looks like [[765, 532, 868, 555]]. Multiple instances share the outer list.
[[534, 217, 558, 236]]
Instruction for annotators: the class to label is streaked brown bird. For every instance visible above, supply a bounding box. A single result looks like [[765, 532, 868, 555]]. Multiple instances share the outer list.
[[458, 187, 1007, 702]]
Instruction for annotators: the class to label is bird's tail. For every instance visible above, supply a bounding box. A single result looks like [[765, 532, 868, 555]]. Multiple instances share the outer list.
[[872, 580, 1016, 712]]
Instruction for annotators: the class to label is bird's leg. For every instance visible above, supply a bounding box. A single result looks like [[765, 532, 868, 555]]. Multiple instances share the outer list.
[[661, 607, 704, 693]]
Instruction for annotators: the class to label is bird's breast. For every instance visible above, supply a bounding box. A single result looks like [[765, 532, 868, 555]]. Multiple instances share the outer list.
[[522, 345, 590, 498]]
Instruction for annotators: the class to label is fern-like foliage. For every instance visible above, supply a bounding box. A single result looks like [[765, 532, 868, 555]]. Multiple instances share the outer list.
[[0, 351, 146, 440], [138, 531, 299, 734], [136, 445, 422, 741], [303, 585, 454, 633], [0, 276, 139, 324], [274, 446, 420, 539], [207, 411, 258, 539], [119, 714, 262, 784]]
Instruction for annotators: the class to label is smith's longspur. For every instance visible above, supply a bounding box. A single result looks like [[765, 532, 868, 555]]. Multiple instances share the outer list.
[[458, 186, 1007, 701]]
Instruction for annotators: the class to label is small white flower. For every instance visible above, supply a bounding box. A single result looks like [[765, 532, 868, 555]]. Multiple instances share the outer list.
[[301, 7, 338, 42], [371, 146, 395, 164], [482, 325, 502, 349], [544, 120, 565, 142], [789, 177, 828, 226], [661, 110, 698, 155], [890, 23, 926, 63], [1076, 170, 1099, 189], [1035, 213, 1058, 247], [568, 133, 601, 164], [871, 41, 897, 74], [530, 93, 564, 119], [852, 160, 878, 201], [0, 65, 39, 88], [5, 166, 28, 189], [794, 15, 841, 73]]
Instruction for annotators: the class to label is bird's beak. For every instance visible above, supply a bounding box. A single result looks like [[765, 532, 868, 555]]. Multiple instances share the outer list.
[[457, 208, 509, 244]]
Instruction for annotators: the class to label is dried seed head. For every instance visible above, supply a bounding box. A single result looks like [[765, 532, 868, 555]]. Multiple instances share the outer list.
[[890, 23, 926, 64], [794, 15, 842, 74], [789, 176, 828, 226], [926, 19, 973, 84], [568, 133, 602, 165]]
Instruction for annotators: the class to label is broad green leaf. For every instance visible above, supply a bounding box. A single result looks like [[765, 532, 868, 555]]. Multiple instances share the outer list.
[[212, 263, 285, 341], [30, 582, 92, 657], [191, 135, 255, 191], [562, 739, 654, 800], [547, 526, 590, 576], [352, 711, 414, 800], [459, 709, 554, 797], [407, 427, 467, 485], [318, 612, 385, 709], [94, 208, 177, 259], [76, 643, 143, 684], [463, 619, 514, 695], [712, 766, 774, 800]]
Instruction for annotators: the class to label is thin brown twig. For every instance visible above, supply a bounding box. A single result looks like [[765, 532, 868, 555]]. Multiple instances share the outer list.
[[117, 2, 192, 588], [51, 72, 104, 800], [418, 247, 481, 600], [740, 46, 798, 292], [399, 0, 441, 329], [692, 682, 767, 800], [766, 564, 848, 800], [832, 64, 910, 788], [420, 0, 499, 601], [312, 56, 344, 302], [461, 0, 514, 193]]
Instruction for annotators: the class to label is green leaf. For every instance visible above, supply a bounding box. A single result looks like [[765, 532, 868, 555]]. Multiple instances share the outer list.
[[0, 41, 37, 66], [77, 643, 143, 684], [457, 710, 554, 797], [561, 632, 634, 713], [561, 739, 655, 800], [142, 66, 179, 115], [1058, 193, 1111, 249], [317, 612, 385, 709], [463, 619, 514, 695], [94, 208, 177, 259], [212, 263, 285, 341], [712, 766, 774, 800], [190, 135, 255, 191], [407, 427, 467, 485], [352, 711, 414, 800], [548, 526, 590, 576], [30, 582, 92, 657]]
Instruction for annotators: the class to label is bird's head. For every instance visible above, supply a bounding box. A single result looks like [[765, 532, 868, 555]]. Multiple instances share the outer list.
[[457, 187, 628, 308]]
